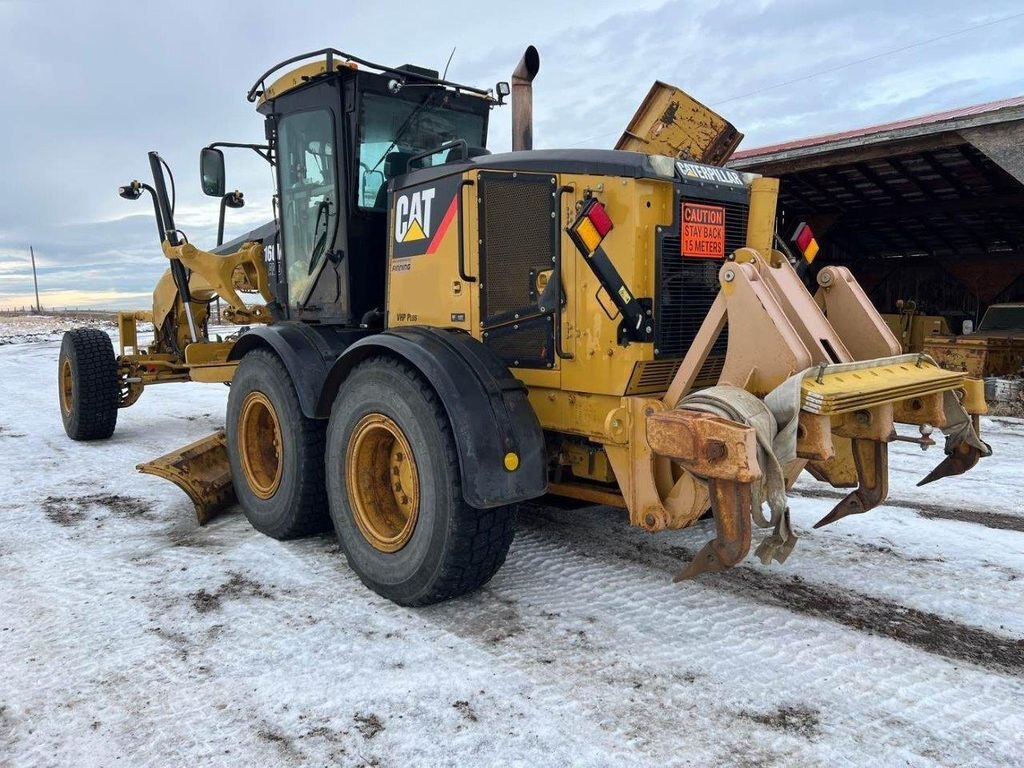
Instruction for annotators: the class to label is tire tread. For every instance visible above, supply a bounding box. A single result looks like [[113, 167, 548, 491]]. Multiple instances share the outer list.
[[353, 356, 515, 606], [228, 349, 329, 539], [59, 328, 118, 440]]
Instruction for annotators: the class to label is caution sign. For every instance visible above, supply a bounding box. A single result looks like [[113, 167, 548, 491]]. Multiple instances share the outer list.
[[681, 202, 725, 259]]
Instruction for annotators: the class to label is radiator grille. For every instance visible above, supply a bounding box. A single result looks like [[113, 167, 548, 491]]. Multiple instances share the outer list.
[[655, 190, 749, 370], [478, 172, 557, 325], [625, 359, 681, 395]]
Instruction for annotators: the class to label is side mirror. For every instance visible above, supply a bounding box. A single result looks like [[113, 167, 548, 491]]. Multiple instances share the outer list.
[[200, 147, 226, 197], [495, 81, 510, 105]]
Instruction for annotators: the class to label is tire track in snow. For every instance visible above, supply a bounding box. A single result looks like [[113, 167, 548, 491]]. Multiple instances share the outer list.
[[522, 508, 1024, 676], [791, 487, 1024, 533]]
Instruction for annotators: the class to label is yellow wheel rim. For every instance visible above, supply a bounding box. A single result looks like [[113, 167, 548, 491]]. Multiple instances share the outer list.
[[346, 413, 420, 553], [59, 358, 73, 416], [238, 391, 283, 499]]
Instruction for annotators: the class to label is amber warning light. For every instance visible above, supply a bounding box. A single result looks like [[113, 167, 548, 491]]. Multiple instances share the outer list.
[[681, 202, 725, 258]]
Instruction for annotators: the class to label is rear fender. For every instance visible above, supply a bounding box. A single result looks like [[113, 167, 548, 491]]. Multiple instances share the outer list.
[[317, 327, 547, 509]]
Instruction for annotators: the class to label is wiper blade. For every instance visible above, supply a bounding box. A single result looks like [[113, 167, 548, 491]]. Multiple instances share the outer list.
[[370, 91, 443, 174]]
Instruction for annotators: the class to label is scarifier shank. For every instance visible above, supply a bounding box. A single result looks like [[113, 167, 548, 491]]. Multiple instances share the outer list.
[[639, 246, 988, 576]]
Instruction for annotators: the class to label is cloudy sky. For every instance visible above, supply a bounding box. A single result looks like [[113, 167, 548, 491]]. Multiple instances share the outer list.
[[1, 0, 1023, 309]]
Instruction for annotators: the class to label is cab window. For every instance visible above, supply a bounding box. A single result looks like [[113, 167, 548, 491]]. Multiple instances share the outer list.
[[357, 91, 486, 210], [278, 109, 338, 305]]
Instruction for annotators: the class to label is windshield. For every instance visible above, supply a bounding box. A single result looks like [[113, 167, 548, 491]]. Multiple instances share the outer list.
[[357, 91, 486, 209], [978, 306, 1024, 332]]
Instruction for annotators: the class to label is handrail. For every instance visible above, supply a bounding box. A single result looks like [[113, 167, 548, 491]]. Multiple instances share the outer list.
[[247, 48, 492, 103], [457, 179, 477, 283], [555, 185, 574, 359], [409, 139, 469, 169]]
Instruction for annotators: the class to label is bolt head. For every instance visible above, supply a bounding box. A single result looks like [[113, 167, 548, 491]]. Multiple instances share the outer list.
[[704, 440, 727, 461]]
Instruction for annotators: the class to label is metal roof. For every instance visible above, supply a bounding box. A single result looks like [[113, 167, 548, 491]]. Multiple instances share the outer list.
[[731, 96, 1024, 167]]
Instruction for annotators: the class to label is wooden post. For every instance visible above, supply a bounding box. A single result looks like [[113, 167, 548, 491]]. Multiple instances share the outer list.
[[30, 246, 41, 314]]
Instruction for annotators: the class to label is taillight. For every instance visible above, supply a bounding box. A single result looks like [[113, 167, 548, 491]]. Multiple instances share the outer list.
[[792, 222, 820, 264], [568, 199, 614, 255]]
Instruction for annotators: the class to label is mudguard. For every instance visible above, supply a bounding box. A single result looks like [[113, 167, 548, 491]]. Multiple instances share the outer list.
[[227, 322, 368, 419], [317, 327, 547, 509]]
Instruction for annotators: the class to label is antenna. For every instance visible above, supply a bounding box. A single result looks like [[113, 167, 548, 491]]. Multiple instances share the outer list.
[[442, 46, 456, 80]]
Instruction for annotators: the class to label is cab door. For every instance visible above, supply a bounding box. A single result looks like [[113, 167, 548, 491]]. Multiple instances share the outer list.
[[274, 84, 347, 319]]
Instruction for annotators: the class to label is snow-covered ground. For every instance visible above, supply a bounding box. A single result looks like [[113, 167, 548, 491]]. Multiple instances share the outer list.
[[1, 315, 1022, 767]]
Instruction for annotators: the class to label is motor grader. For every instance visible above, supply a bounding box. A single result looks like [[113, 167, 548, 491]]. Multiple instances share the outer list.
[[58, 46, 990, 606]]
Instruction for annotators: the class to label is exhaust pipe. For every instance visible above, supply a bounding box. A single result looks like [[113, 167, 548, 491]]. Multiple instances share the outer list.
[[512, 46, 540, 151]]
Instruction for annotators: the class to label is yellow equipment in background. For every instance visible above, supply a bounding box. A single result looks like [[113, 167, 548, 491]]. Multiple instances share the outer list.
[[615, 80, 743, 165], [881, 299, 951, 354]]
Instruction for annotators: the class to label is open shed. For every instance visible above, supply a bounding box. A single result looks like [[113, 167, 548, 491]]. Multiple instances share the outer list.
[[729, 97, 1024, 331]]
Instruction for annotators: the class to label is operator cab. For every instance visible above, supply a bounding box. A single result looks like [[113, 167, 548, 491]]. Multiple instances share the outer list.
[[205, 50, 502, 327]]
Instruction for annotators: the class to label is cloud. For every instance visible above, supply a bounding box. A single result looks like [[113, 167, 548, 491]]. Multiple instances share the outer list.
[[0, 288, 153, 311], [1, 0, 1022, 308]]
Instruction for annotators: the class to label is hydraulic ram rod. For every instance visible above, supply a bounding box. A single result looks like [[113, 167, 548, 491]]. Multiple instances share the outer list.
[[148, 151, 198, 343]]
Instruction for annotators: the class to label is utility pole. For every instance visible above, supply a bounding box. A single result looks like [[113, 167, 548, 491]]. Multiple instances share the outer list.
[[29, 246, 41, 314]]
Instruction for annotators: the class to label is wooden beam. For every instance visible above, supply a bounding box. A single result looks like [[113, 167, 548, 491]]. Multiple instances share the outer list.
[[835, 191, 1024, 224], [920, 151, 975, 197]]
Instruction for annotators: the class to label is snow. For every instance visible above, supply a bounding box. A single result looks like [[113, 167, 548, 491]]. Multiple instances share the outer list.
[[0, 314, 115, 346], [1, 316, 1022, 767]]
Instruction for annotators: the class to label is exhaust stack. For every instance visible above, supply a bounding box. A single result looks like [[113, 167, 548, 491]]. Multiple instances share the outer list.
[[512, 46, 540, 151]]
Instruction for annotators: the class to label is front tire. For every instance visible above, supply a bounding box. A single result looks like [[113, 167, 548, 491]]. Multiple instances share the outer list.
[[325, 356, 516, 606], [58, 328, 118, 440], [226, 349, 330, 539]]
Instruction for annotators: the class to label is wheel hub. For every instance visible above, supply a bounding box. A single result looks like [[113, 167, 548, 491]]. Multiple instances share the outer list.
[[238, 391, 283, 499], [59, 359, 73, 416], [346, 413, 420, 553]]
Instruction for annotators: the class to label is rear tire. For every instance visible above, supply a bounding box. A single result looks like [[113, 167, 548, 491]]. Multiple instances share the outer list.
[[58, 328, 118, 440], [325, 356, 516, 606], [226, 349, 330, 539]]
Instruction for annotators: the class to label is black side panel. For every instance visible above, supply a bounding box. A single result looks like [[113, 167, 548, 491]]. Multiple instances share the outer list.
[[227, 322, 371, 418], [482, 315, 554, 368], [317, 327, 547, 508]]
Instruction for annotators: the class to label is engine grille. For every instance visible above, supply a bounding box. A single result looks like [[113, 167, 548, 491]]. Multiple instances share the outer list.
[[625, 359, 681, 395], [654, 186, 750, 374], [478, 172, 557, 325], [478, 172, 557, 369]]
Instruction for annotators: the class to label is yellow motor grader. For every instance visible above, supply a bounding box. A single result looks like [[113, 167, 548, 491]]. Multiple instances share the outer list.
[[58, 46, 989, 605]]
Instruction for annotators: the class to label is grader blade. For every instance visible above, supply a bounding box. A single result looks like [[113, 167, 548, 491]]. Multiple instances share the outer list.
[[137, 430, 235, 524]]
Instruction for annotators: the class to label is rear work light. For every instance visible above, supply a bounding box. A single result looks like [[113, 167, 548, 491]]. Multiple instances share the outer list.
[[568, 198, 614, 255], [792, 222, 820, 264]]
